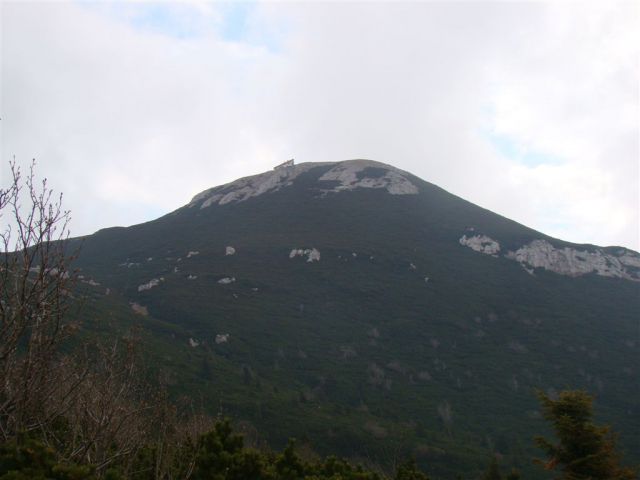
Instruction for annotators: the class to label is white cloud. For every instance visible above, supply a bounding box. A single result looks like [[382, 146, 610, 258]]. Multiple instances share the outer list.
[[1, 1, 637, 249]]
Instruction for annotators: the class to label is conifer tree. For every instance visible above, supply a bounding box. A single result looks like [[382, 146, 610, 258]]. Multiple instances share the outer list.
[[535, 390, 637, 480]]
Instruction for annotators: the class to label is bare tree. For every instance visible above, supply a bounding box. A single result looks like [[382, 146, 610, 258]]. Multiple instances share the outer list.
[[0, 160, 215, 478], [0, 159, 81, 439]]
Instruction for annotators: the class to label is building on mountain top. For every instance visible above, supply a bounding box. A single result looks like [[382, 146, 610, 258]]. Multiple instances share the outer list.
[[274, 159, 294, 170]]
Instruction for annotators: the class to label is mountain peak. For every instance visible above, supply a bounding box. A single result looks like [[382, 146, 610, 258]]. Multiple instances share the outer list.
[[189, 159, 418, 209], [183, 159, 640, 282]]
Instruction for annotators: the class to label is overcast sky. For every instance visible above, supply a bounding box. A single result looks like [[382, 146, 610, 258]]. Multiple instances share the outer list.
[[1, 1, 638, 250]]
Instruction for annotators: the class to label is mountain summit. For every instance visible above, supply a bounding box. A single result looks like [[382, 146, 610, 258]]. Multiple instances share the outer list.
[[74, 159, 639, 477], [187, 159, 640, 281], [189, 160, 419, 208]]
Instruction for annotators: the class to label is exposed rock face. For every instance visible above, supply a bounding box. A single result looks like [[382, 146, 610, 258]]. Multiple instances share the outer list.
[[318, 160, 419, 195], [218, 277, 235, 284], [506, 240, 640, 280], [192, 163, 327, 208], [289, 248, 321, 262], [190, 160, 418, 209], [225, 246, 236, 256], [138, 278, 163, 292], [459, 235, 501, 255], [460, 233, 640, 281], [617, 251, 640, 268], [215, 334, 229, 344]]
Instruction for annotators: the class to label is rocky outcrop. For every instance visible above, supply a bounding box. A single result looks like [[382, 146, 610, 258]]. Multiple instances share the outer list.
[[138, 278, 163, 292], [460, 233, 640, 281], [318, 160, 418, 195], [191, 163, 327, 208], [459, 235, 501, 255], [506, 240, 640, 280], [190, 160, 418, 209], [289, 248, 321, 262]]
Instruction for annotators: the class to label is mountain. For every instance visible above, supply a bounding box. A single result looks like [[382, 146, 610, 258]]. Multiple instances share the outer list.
[[71, 160, 640, 478]]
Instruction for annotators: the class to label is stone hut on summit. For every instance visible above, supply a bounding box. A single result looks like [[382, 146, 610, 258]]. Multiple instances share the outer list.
[[274, 159, 294, 170]]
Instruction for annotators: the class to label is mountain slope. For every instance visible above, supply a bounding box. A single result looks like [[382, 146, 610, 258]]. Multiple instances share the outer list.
[[71, 160, 640, 478]]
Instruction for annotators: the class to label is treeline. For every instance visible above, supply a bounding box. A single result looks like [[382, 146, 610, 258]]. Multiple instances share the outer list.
[[1, 163, 636, 479]]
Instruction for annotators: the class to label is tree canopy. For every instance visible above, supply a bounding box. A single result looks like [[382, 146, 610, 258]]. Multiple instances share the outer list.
[[535, 390, 637, 480]]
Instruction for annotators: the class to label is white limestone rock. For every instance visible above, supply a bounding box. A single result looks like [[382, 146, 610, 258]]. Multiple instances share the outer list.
[[218, 277, 235, 284], [138, 278, 163, 292], [307, 248, 321, 262], [459, 235, 501, 255], [189, 338, 200, 347], [289, 248, 320, 262], [225, 246, 236, 256], [187, 275, 197, 280], [191, 163, 329, 208], [617, 249, 640, 268], [190, 160, 417, 209], [460, 231, 640, 280], [318, 160, 418, 195], [186, 251, 199, 258], [506, 239, 640, 280], [215, 334, 229, 344], [201, 194, 223, 208]]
